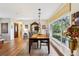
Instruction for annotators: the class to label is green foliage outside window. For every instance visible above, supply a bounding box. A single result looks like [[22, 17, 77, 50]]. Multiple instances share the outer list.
[[52, 16, 70, 45]]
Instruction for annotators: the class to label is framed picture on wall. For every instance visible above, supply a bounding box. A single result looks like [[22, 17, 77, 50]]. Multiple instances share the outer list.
[[1, 23, 8, 33], [42, 25, 46, 29], [25, 25, 28, 29]]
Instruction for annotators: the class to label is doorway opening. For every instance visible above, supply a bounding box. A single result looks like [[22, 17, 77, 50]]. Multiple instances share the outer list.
[[14, 23, 18, 38]]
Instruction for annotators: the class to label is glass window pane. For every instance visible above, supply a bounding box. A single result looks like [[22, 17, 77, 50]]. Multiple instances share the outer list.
[[51, 15, 70, 47], [52, 20, 62, 41], [61, 16, 70, 45]]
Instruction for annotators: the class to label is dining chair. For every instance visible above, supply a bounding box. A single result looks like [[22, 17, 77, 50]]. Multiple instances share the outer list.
[[40, 32, 49, 49], [23, 33, 28, 39], [29, 32, 39, 48]]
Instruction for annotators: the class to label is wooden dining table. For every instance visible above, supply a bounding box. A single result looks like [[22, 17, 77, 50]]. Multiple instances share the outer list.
[[29, 34, 50, 54]]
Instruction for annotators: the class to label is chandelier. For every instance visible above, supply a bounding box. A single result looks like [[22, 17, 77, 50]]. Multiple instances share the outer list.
[[38, 8, 41, 34]]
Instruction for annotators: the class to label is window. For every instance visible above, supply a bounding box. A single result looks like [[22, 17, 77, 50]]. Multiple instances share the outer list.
[[61, 16, 70, 44], [51, 15, 70, 46], [52, 20, 61, 41]]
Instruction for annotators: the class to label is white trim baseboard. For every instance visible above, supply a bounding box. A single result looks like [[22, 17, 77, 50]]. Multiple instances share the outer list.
[[50, 37, 71, 56]]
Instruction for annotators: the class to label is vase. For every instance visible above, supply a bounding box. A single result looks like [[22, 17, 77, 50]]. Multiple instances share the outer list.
[[69, 37, 78, 56], [74, 37, 79, 55]]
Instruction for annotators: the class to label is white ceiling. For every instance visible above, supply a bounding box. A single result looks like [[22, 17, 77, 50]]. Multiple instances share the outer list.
[[0, 3, 63, 20]]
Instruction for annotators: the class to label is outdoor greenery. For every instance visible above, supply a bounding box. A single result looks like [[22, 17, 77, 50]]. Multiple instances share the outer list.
[[51, 16, 70, 45]]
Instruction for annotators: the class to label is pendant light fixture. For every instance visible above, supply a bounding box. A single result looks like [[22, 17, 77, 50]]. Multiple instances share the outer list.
[[38, 8, 41, 34]]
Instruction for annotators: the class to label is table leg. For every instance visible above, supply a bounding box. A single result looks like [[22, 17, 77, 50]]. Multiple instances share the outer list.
[[48, 39, 50, 54], [29, 39, 31, 53], [37, 40, 39, 48], [40, 40, 41, 49]]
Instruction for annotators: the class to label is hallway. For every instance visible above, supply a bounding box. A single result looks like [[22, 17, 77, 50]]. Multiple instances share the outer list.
[[0, 39, 63, 56]]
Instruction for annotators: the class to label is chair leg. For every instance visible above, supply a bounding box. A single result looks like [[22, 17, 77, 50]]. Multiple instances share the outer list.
[[40, 42, 41, 49], [37, 41, 38, 48], [48, 41, 50, 54]]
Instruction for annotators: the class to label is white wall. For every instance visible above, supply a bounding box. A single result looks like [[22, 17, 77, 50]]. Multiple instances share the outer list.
[[21, 20, 47, 38], [71, 3, 79, 14], [22, 20, 47, 30], [9, 20, 14, 40], [0, 18, 13, 40]]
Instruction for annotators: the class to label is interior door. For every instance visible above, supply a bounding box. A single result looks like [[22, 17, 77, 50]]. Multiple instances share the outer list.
[[14, 23, 18, 38]]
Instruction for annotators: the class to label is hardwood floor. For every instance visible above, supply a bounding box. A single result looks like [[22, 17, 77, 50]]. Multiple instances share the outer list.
[[0, 38, 63, 56]]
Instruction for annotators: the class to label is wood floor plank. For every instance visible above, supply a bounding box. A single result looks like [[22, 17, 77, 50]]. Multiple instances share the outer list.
[[0, 39, 61, 56]]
